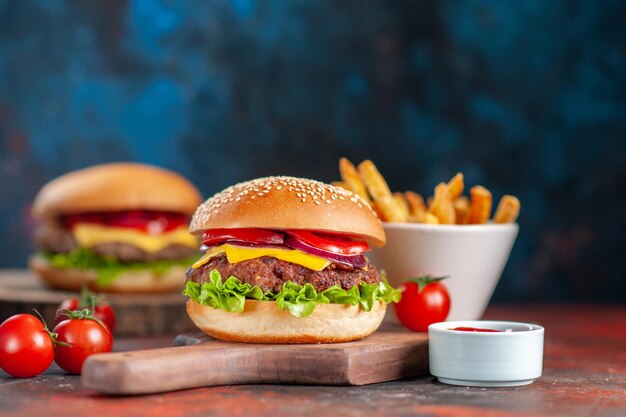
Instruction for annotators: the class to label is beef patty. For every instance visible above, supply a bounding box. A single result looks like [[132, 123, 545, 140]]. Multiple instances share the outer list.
[[187, 254, 381, 293], [34, 224, 76, 254], [90, 242, 197, 262], [35, 224, 198, 262]]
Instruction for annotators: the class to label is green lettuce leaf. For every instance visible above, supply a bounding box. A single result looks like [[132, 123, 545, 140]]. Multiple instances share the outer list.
[[43, 248, 197, 286], [321, 284, 360, 306], [183, 269, 402, 318], [183, 269, 267, 312], [273, 282, 330, 318], [358, 281, 403, 311]]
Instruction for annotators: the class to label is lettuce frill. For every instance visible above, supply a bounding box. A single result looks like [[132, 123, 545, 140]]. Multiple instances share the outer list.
[[44, 249, 196, 286], [183, 269, 402, 318]]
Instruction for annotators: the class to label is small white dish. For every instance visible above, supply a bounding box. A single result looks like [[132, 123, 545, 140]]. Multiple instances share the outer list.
[[428, 320, 544, 387], [369, 222, 519, 321]]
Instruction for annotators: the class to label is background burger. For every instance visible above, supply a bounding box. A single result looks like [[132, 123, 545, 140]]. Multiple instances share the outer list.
[[30, 163, 202, 293], [183, 176, 401, 343]]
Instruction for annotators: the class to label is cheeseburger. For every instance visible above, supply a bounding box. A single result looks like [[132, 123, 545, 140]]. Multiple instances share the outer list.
[[183, 176, 400, 343], [30, 163, 202, 293]]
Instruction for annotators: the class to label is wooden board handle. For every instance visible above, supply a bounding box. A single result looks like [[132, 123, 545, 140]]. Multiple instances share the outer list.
[[82, 344, 263, 394]]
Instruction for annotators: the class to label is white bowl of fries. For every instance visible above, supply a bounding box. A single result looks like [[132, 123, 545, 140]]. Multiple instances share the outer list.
[[334, 158, 521, 321], [369, 222, 518, 321]]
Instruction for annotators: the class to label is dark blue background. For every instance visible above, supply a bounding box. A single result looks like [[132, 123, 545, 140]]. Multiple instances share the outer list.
[[1, 0, 624, 302]]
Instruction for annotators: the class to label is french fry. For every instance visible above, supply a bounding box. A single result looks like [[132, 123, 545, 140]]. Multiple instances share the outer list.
[[410, 212, 439, 224], [408, 214, 422, 223], [358, 160, 407, 222], [371, 200, 388, 222], [447, 172, 464, 200], [406, 191, 429, 223], [339, 157, 371, 204], [376, 195, 406, 222], [405, 191, 426, 214], [429, 182, 456, 224], [331, 181, 349, 190], [468, 186, 492, 224], [494, 195, 521, 224], [335, 158, 520, 226], [393, 192, 410, 219], [425, 212, 439, 224], [454, 196, 470, 225]]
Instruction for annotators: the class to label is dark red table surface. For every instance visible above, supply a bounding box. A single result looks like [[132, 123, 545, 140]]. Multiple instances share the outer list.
[[1, 303, 625, 417]]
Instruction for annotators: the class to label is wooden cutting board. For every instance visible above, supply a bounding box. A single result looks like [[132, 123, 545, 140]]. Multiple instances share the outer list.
[[0, 270, 196, 336], [82, 330, 429, 394]]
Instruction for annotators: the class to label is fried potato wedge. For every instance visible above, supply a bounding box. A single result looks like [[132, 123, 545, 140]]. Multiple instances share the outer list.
[[468, 186, 492, 224], [494, 195, 521, 224]]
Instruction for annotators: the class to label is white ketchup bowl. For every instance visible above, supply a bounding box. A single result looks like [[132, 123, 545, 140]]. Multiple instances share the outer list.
[[428, 320, 544, 387]]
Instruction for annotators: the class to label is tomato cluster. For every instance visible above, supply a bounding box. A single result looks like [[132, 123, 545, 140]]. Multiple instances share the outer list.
[[0, 294, 115, 378], [55, 291, 116, 332], [61, 210, 188, 233]]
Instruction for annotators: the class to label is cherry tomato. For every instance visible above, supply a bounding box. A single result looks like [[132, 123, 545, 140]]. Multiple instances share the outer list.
[[55, 293, 116, 332], [0, 314, 54, 377], [91, 303, 115, 332], [53, 316, 113, 375], [394, 276, 451, 332], [286, 230, 370, 255], [202, 228, 285, 246]]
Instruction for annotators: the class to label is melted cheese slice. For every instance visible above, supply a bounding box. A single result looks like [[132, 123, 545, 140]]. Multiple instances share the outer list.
[[73, 224, 197, 253], [192, 244, 331, 271]]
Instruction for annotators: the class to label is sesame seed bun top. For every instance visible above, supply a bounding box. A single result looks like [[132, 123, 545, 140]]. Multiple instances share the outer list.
[[189, 176, 386, 247], [32, 163, 203, 219]]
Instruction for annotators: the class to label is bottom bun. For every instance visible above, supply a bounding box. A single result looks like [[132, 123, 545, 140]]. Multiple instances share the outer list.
[[186, 298, 387, 343], [29, 255, 187, 293]]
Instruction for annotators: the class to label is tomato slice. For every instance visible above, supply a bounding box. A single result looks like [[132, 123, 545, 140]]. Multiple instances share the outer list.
[[201, 228, 285, 246], [286, 230, 369, 255], [61, 211, 188, 233]]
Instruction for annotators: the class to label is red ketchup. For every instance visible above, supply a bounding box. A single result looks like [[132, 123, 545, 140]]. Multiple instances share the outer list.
[[450, 326, 502, 333]]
